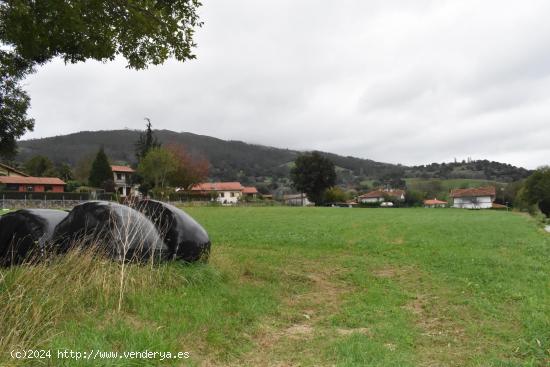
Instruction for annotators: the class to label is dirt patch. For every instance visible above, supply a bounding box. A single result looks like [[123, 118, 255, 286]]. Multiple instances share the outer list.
[[372, 268, 398, 278], [241, 263, 351, 366]]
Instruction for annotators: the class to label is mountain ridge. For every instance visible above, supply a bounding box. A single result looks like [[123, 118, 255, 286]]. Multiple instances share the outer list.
[[16, 129, 531, 185]]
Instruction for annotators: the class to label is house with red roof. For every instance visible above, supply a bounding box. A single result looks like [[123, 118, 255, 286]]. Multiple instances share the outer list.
[[357, 189, 406, 204], [190, 182, 258, 204], [450, 187, 496, 209], [111, 165, 135, 197], [0, 176, 65, 192], [423, 198, 448, 208]]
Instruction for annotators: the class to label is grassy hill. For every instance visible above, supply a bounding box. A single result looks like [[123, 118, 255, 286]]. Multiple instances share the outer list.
[[1, 207, 549, 366]]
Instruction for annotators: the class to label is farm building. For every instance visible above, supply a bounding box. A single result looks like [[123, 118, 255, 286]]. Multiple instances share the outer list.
[[191, 182, 259, 204], [283, 194, 312, 206], [450, 187, 496, 209], [0, 176, 65, 192], [424, 198, 448, 208], [242, 186, 259, 199], [111, 165, 135, 197], [358, 189, 406, 204], [0, 163, 28, 177]]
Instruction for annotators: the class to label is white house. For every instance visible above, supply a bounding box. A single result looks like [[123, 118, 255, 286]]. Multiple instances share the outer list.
[[111, 165, 135, 197], [190, 182, 258, 204], [283, 193, 312, 206], [450, 187, 496, 209], [357, 189, 405, 204]]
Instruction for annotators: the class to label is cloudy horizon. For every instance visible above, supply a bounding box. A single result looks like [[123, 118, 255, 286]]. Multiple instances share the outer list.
[[21, 0, 550, 169]]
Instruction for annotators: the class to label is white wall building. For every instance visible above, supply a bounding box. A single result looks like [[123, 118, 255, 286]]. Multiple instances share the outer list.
[[190, 182, 258, 205], [450, 187, 496, 209], [111, 165, 135, 197], [357, 189, 405, 204]]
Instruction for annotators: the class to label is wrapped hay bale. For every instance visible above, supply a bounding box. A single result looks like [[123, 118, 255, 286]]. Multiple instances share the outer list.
[[52, 201, 168, 262], [137, 200, 211, 262], [0, 209, 68, 266]]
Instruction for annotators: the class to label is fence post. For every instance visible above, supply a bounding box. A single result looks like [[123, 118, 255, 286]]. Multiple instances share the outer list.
[[62, 195, 65, 208], [1, 194, 4, 210], [24, 194, 27, 207]]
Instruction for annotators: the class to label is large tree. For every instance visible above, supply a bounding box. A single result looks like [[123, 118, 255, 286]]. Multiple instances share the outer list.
[[23, 155, 55, 177], [88, 147, 113, 188], [0, 0, 202, 158], [135, 118, 161, 162], [521, 167, 550, 216], [166, 144, 209, 190], [138, 147, 177, 189], [0, 50, 34, 159], [290, 152, 336, 205]]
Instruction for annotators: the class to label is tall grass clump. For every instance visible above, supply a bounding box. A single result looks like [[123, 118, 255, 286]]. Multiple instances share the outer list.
[[0, 239, 184, 365]]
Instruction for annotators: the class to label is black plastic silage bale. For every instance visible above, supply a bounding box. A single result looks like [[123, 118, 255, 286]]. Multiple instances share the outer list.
[[0, 209, 68, 266], [52, 201, 168, 262], [137, 199, 211, 262]]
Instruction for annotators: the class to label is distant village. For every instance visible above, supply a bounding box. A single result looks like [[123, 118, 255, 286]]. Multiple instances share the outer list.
[[1, 161, 502, 210]]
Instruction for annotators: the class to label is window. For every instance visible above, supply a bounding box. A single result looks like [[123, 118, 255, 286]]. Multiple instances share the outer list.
[[6, 184, 18, 191], [116, 173, 123, 180], [219, 192, 225, 198], [230, 192, 235, 197], [44, 185, 53, 192], [26, 185, 34, 192]]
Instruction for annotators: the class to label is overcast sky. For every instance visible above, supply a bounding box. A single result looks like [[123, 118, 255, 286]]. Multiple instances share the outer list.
[[22, 0, 550, 169]]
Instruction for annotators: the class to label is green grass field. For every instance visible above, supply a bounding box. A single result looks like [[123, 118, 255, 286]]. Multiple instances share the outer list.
[[1, 207, 549, 366]]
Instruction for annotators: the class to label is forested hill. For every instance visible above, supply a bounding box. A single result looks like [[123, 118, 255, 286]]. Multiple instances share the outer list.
[[16, 129, 531, 184], [406, 160, 532, 182], [16, 129, 395, 182]]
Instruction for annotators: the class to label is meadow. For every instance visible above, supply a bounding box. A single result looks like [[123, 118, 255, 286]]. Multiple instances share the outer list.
[[1, 207, 549, 366]]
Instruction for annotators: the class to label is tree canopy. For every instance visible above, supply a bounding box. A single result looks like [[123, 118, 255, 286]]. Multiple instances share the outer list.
[[521, 167, 550, 216], [290, 152, 336, 205], [23, 155, 55, 177], [135, 119, 161, 162], [0, 0, 202, 158], [88, 147, 112, 188], [0, 51, 34, 159], [138, 147, 177, 189]]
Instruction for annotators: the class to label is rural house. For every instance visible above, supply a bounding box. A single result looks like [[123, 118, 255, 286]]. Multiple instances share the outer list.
[[423, 198, 448, 208], [242, 186, 259, 199], [191, 182, 258, 204], [283, 194, 312, 206], [450, 187, 496, 209], [357, 189, 406, 204], [0, 163, 28, 177], [0, 176, 65, 192], [111, 165, 135, 197]]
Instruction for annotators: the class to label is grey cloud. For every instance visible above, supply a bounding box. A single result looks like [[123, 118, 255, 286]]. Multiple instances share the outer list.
[[21, 0, 550, 169]]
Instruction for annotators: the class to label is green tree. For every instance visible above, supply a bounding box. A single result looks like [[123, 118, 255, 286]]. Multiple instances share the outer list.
[[135, 119, 161, 162], [521, 167, 550, 216], [88, 147, 113, 188], [57, 163, 74, 181], [324, 187, 348, 204], [290, 152, 336, 205], [0, 51, 34, 159], [0, 0, 202, 158], [138, 147, 177, 189], [23, 155, 54, 177]]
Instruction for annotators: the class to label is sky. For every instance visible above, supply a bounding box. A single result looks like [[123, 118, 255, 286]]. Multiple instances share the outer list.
[[21, 0, 550, 169]]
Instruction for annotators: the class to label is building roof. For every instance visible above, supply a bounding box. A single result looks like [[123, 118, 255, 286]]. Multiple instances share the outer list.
[[242, 186, 258, 194], [424, 198, 448, 205], [0, 162, 29, 177], [450, 186, 496, 198], [358, 189, 405, 199], [0, 176, 65, 185], [191, 182, 244, 191], [111, 165, 135, 173]]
